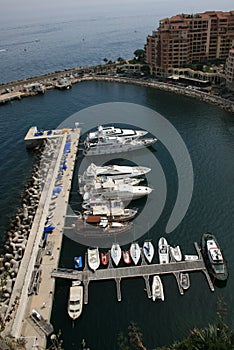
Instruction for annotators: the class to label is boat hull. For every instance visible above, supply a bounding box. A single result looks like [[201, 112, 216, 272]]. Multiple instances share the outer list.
[[68, 281, 83, 320], [130, 243, 141, 265], [83, 138, 157, 156], [111, 243, 121, 266], [158, 237, 169, 264], [87, 248, 100, 271], [143, 241, 154, 263]]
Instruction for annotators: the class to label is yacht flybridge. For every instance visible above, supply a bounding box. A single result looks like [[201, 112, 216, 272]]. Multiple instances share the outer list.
[[86, 125, 148, 142]]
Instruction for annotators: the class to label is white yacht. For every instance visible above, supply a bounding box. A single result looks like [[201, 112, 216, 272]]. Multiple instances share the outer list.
[[80, 163, 151, 180], [158, 237, 170, 264], [83, 135, 157, 156], [68, 281, 83, 320], [87, 247, 100, 271], [111, 243, 121, 266], [79, 174, 143, 196], [152, 275, 164, 301], [86, 125, 148, 142], [169, 245, 182, 262], [83, 182, 152, 201], [130, 242, 141, 265], [143, 241, 154, 263], [83, 198, 137, 221]]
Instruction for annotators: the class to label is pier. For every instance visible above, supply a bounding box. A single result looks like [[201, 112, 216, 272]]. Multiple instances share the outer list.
[[2, 126, 81, 350], [52, 242, 214, 304]]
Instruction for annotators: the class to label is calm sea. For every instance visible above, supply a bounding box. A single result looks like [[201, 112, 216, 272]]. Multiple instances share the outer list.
[[0, 3, 234, 350]]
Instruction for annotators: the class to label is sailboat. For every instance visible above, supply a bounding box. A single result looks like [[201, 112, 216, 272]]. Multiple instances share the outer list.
[[130, 242, 141, 265], [158, 237, 170, 264], [111, 243, 121, 266], [143, 241, 154, 263]]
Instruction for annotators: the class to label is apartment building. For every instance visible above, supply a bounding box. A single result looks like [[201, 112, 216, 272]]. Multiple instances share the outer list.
[[145, 11, 234, 77], [226, 49, 234, 90]]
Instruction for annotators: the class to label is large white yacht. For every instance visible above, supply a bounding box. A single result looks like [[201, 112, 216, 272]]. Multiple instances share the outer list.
[[158, 237, 170, 264], [83, 135, 157, 156], [86, 125, 148, 142], [83, 198, 137, 221], [152, 275, 164, 301], [82, 181, 152, 201], [80, 163, 151, 180], [67, 281, 83, 320]]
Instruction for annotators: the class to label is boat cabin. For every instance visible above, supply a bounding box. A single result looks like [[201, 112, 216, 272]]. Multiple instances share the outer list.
[[207, 239, 223, 263]]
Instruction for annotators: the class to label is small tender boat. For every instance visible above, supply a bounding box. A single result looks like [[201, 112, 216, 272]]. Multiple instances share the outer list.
[[158, 237, 169, 264], [152, 275, 164, 301], [100, 251, 109, 266], [111, 243, 121, 266], [170, 245, 182, 262], [87, 247, 100, 271], [74, 256, 83, 269], [68, 280, 83, 320], [201, 232, 228, 282], [143, 241, 154, 263], [122, 250, 132, 265], [130, 242, 141, 265], [184, 255, 198, 261], [179, 272, 190, 290]]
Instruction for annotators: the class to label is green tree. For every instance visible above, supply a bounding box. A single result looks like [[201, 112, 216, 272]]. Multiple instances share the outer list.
[[133, 49, 145, 63]]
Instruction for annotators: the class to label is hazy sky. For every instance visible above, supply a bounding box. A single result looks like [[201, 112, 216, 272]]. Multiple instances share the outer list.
[[0, 0, 233, 25]]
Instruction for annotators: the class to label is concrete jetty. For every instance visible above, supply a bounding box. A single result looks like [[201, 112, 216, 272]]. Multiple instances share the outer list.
[[2, 126, 81, 350]]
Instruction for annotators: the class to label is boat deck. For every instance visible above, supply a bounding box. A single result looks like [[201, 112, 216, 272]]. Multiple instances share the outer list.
[[52, 242, 214, 303]]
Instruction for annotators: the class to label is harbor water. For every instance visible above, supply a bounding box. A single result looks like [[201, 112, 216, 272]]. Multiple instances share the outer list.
[[0, 81, 233, 349], [0, 1, 234, 348]]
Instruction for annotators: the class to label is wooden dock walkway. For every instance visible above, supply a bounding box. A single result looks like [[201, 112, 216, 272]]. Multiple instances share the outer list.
[[52, 242, 214, 303]]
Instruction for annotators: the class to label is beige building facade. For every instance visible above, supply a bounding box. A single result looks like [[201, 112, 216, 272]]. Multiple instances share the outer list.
[[145, 11, 234, 77], [226, 49, 234, 90]]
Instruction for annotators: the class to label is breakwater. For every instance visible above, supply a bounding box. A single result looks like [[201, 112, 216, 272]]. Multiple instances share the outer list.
[[0, 137, 64, 329], [0, 66, 233, 113], [0, 127, 80, 350]]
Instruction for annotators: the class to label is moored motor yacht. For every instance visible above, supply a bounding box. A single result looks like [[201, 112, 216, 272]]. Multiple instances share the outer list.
[[152, 275, 164, 301], [68, 280, 83, 320], [158, 237, 169, 264], [87, 247, 100, 271], [79, 163, 151, 180], [83, 135, 157, 156], [201, 232, 228, 282], [170, 245, 182, 262], [143, 240, 154, 263]]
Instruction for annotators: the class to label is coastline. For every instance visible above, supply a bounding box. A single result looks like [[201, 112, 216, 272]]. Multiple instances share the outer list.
[[0, 66, 234, 114]]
